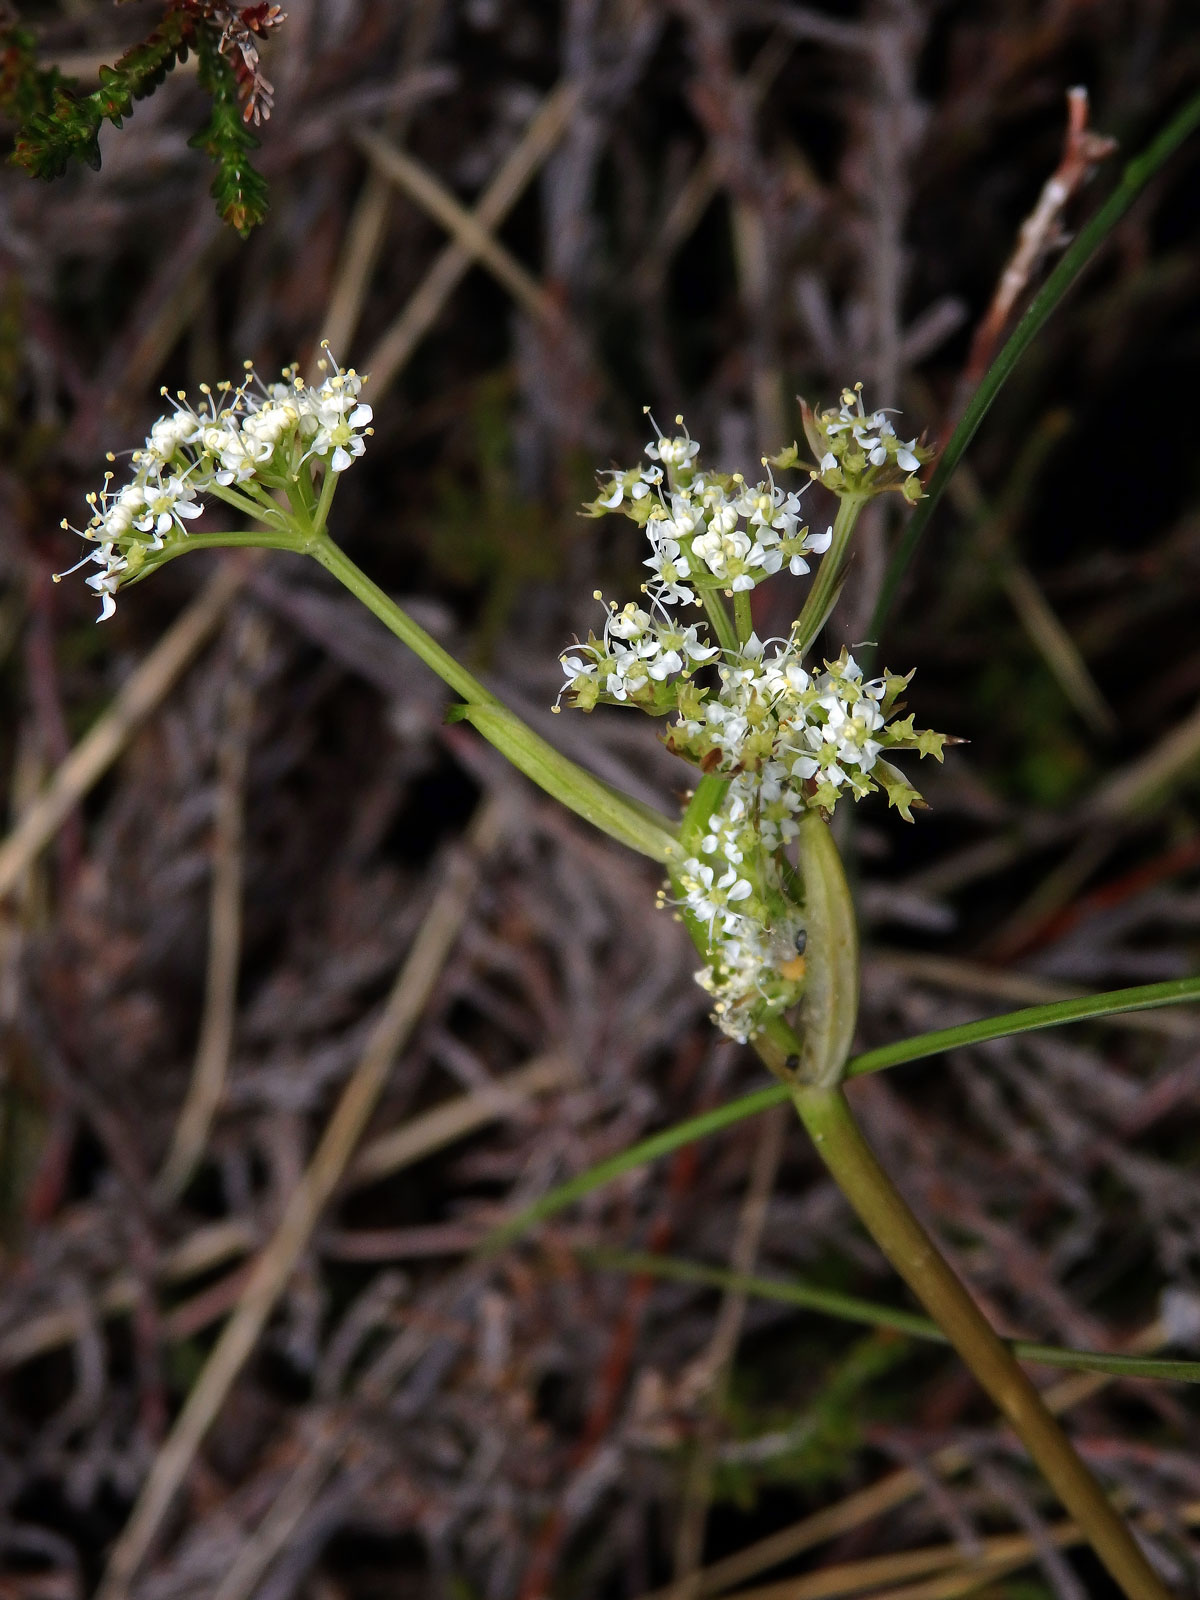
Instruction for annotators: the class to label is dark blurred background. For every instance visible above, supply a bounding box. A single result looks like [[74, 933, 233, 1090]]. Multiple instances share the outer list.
[[1, 3, 1199, 1597]]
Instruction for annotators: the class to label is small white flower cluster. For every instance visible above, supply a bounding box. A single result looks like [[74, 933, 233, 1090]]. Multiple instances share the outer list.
[[561, 408, 945, 1041], [791, 381, 929, 502], [58, 344, 372, 620], [560, 598, 719, 709], [592, 416, 833, 609], [671, 641, 892, 810]]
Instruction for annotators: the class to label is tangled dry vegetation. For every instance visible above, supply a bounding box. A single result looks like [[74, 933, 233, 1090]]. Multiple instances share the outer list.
[[1, 3, 1200, 1597]]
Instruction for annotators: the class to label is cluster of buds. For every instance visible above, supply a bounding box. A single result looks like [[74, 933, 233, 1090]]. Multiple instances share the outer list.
[[58, 344, 371, 620], [559, 404, 946, 1040]]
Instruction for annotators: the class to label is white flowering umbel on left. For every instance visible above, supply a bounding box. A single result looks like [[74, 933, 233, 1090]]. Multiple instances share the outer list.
[[57, 342, 373, 619], [557, 403, 947, 1047]]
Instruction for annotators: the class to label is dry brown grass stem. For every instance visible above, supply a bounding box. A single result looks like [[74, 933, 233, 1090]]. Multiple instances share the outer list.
[[718, 1495, 1200, 1600], [95, 796, 506, 1600], [155, 612, 267, 1201], [0, 561, 248, 905], [639, 1325, 1169, 1600], [356, 129, 561, 327], [363, 81, 578, 400]]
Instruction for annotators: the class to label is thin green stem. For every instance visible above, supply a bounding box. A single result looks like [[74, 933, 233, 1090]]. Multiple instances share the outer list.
[[790, 1079, 1170, 1600], [128, 529, 302, 584], [311, 460, 339, 533], [793, 493, 868, 657], [159, 530, 302, 557], [309, 533, 501, 708], [310, 534, 677, 861], [206, 480, 291, 527]]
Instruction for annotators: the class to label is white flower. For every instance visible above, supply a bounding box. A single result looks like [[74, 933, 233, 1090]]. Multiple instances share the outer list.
[[643, 536, 694, 605], [646, 433, 700, 468], [133, 473, 205, 540]]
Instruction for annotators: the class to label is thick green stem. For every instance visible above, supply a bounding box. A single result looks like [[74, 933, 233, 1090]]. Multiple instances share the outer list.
[[786, 1078, 1170, 1600], [310, 532, 501, 708], [792, 493, 868, 657], [733, 587, 754, 646], [699, 584, 739, 656]]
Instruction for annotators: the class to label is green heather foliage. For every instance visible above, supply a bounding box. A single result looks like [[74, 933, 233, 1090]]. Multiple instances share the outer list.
[[1, 3, 278, 234]]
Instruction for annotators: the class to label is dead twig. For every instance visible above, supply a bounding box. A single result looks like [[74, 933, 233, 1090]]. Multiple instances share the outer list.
[[95, 796, 506, 1599], [958, 86, 1117, 407], [0, 561, 249, 906], [363, 81, 578, 400], [356, 129, 561, 328], [155, 611, 267, 1201]]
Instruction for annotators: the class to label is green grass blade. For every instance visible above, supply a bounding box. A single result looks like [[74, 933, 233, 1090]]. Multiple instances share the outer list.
[[482, 975, 1200, 1248], [869, 87, 1200, 643], [585, 1249, 1200, 1384], [482, 1086, 787, 1248], [846, 975, 1200, 1079]]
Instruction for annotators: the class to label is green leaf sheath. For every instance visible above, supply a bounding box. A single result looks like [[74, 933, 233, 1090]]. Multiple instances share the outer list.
[[798, 811, 858, 1086], [869, 88, 1200, 645]]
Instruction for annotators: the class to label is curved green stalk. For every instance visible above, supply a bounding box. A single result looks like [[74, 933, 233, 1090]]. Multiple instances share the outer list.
[[869, 87, 1200, 644], [451, 702, 679, 864], [790, 1079, 1169, 1600], [310, 532, 501, 708], [585, 1249, 1200, 1384], [310, 534, 677, 862]]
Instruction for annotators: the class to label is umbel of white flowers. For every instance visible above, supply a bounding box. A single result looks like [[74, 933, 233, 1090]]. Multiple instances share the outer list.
[[57, 343, 373, 620], [558, 395, 947, 1041]]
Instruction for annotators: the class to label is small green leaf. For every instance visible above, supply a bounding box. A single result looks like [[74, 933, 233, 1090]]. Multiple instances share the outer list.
[[873, 758, 923, 822]]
